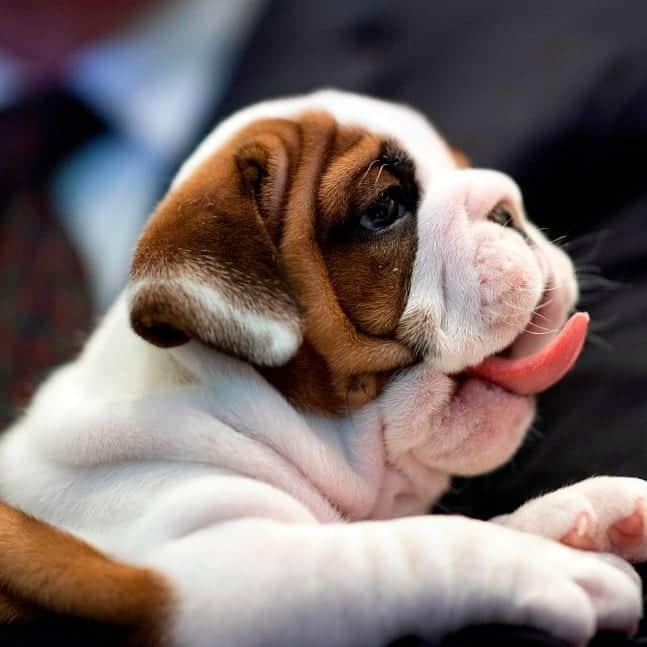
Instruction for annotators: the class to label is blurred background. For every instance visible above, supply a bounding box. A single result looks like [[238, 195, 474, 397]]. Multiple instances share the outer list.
[[2, 1, 647, 645], [2, 0, 647, 601]]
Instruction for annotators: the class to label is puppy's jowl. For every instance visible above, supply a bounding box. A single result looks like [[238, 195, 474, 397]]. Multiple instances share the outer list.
[[1, 91, 645, 646]]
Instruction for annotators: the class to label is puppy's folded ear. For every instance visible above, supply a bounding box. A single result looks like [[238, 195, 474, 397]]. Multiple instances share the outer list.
[[128, 126, 303, 366]]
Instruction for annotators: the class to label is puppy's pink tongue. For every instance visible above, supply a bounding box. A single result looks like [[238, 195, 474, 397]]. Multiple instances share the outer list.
[[467, 312, 589, 395]]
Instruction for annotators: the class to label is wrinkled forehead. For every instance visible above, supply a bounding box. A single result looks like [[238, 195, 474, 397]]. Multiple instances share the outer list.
[[173, 89, 455, 190]]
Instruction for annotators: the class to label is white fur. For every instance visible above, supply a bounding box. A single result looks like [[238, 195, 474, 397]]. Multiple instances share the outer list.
[[173, 89, 454, 190], [496, 476, 647, 564], [400, 168, 543, 372], [129, 275, 302, 365], [0, 90, 642, 646]]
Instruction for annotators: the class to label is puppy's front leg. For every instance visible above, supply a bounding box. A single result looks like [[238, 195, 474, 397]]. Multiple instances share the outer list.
[[144, 515, 640, 647], [494, 476, 647, 562]]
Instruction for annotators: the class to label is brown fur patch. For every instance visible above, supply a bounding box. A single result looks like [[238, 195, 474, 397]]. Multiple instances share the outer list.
[[450, 146, 471, 169], [0, 503, 170, 645], [320, 138, 417, 337], [130, 111, 419, 414], [130, 120, 303, 365]]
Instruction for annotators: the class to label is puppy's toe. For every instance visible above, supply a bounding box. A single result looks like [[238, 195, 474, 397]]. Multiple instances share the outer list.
[[608, 499, 646, 559], [499, 477, 647, 562], [560, 511, 599, 551]]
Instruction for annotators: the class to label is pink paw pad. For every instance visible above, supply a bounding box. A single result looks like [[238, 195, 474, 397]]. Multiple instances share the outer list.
[[609, 499, 645, 549], [560, 511, 598, 551]]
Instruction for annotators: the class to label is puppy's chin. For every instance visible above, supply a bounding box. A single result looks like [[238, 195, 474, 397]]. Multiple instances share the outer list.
[[392, 216, 580, 478], [426, 377, 536, 476]]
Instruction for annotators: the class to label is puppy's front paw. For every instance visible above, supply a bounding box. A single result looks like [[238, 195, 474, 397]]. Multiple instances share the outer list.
[[456, 523, 642, 645], [497, 476, 647, 562], [510, 549, 640, 644]]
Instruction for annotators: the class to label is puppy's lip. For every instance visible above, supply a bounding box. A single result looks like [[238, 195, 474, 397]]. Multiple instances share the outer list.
[[466, 311, 589, 395]]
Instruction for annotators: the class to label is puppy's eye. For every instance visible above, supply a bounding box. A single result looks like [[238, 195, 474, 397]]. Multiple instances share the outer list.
[[487, 204, 514, 228], [360, 190, 410, 233]]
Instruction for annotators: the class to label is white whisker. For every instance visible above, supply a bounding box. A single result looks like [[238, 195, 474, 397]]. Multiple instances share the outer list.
[[537, 296, 555, 310], [520, 328, 557, 336], [529, 308, 551, 323], [526, 321, 559, 334], [360, 158, 380, 182], [374, 162, 390, 187], [550, 234, 569, 248]]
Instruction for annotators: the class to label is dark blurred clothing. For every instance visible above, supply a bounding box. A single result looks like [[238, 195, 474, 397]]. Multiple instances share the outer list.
[[0, 91, 103, 425]]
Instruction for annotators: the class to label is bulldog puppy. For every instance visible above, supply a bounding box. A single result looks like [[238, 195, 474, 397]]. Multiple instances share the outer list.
[[1, 90, 646, 646]]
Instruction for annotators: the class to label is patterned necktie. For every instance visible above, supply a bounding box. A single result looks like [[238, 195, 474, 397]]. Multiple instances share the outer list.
[[0, 90, 106, 427]]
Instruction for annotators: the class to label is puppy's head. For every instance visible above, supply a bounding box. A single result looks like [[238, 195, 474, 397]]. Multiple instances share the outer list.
[[129, 90, 581, 418]]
